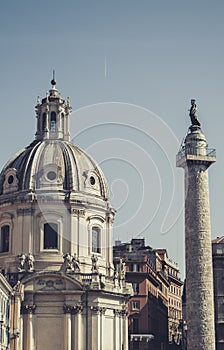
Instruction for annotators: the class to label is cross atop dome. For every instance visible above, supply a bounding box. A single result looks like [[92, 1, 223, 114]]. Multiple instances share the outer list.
[[51, 69, 57, 88]]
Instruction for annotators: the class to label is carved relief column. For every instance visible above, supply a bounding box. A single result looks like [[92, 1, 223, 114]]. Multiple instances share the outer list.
[[63, 305, 72, 350], [21, 304, 36, 350]]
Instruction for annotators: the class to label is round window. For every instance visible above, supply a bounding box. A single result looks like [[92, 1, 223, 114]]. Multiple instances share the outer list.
[[47, 171, 57, 181], [8, 175, 14, 185], [90, 176, 96, 185]]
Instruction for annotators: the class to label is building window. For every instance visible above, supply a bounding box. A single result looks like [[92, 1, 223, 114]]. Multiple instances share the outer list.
[[133, 318, 139, 333], [0, 226, 9, 253], [217, 324, 224, 341], [132, 283, 139, 295], [132, 263, 140, 272], [132, 301, 140, 310], [50, 112, 57, 132], [44, 223, 58, 249], [133, 341, 139, 350], [61, 113, 64, 133], [92, 226, 100, 253], [89, 176, 96, 185], [216, 248, 223, 254], [8, 175, 14, 185], [42, 113, 46, 131]]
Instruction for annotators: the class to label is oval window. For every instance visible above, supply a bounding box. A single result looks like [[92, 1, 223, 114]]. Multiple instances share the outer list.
[[47, 171, 57, 181], [90, 176, 95, 185], [8, 175, 14, 185]]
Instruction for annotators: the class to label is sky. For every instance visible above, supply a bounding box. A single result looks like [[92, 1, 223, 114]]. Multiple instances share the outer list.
[[1, 0, 224, 276]]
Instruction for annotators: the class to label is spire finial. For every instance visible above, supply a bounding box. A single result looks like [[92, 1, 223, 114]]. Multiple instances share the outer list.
[[51, 70, 56, 88]]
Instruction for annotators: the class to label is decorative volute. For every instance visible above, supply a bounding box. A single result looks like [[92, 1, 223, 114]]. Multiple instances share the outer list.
[[35, 73, 71, 141]]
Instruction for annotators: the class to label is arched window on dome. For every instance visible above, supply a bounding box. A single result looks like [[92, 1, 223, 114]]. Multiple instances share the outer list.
[[92, 226, 101, 254], [44, 223, 58, 249], [42, 113, 46, 131], [61, 113, 64, 134], [50, 112, 57, 132], [0, 225, 9, 253]]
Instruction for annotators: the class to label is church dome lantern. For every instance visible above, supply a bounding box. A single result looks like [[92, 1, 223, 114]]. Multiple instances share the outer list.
[[35, 74, 71, 142]]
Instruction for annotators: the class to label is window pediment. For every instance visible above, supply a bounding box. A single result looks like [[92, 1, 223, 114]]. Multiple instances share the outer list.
[[87, 215, 105, 223]]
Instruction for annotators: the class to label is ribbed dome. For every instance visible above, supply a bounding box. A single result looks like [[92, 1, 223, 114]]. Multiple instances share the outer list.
[[0, 139, 109, 200]]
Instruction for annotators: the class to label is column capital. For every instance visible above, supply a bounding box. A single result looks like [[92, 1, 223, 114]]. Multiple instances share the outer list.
[[64, 304, 83, 314], [90, 306, 106, 315], [21, 304, 36, 314], [119, 309, 128, 318]]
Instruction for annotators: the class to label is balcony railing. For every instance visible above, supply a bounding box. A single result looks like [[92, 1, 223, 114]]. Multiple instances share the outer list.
[[176, 146, 216, 163], [130, 334, 154, 342]]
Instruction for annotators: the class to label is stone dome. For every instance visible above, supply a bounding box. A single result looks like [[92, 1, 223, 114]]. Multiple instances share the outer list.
[[0, 139, 109, 200], [0, 79, 114, 276], [0, 79, 109, 202], [0, 79, 131, 350]]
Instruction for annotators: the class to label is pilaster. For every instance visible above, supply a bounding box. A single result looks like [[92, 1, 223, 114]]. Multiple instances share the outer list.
[[21, 304, 36, 350], [63, 305, 72, 350]]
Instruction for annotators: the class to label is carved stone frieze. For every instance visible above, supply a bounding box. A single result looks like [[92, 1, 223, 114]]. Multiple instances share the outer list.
[[35, 278, 64, 291]]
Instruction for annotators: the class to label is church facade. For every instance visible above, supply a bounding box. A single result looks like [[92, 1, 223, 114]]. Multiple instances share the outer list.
[[0, 79, 132, 350]]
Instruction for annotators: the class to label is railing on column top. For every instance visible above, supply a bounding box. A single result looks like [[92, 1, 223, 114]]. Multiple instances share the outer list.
[[176, 147, 216, 163]]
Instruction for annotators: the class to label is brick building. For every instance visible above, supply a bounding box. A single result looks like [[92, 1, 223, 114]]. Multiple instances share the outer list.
[[113, 238, 183, 350], [212, 236, 224, 350], [157, 250, 183, 345]]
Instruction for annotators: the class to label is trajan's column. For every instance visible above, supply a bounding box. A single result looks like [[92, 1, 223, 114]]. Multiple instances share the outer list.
[[176, 100, 216, 349]]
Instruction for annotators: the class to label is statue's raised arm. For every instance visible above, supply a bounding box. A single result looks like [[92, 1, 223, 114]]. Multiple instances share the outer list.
[[189, 99, 201, 127]]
